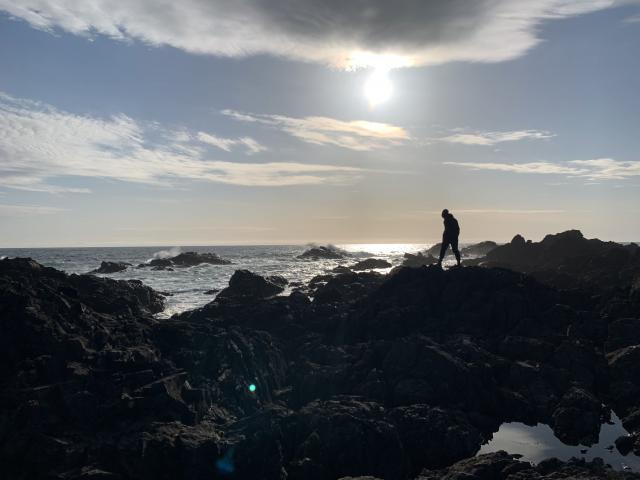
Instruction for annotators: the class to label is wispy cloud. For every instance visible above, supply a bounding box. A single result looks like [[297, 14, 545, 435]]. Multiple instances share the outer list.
[[0, 204, 67, 215], [0, 1, 627, 69], [196, 132, 266, 155], [437, 129, 554, 146], [446, 158, 640, 180], [223, 110, 409, 151], [0, 92, 364, 190]]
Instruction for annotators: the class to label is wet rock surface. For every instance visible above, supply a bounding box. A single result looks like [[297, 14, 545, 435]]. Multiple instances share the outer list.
[[137, 251, 231, 269], [461, 241, 498, 257], [216, 269, 286, 301], [2, 236, 640, 479], [351, 258, 392, 270], [297, 246, 346, 260], [88, 261, 132, 274], [416, 451, 640, 479], [401, 252, 437, 268]]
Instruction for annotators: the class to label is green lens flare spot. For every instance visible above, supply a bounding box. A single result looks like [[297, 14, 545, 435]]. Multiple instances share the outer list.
[[248, 383, 257, 393]]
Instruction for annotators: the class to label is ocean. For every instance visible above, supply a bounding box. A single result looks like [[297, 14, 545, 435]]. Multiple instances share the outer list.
[[0, 243, 436, 318]]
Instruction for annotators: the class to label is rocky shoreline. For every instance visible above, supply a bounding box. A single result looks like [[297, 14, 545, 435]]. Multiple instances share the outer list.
[[1, 230, 639, 479]]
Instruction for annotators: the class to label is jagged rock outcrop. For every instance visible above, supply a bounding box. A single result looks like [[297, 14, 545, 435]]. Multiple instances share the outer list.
[[297, 246, 346, 260], [88, 261, 131, 274], [482, 230, 640, 291], [461, 241, 498, 257], [351, 258, 392, 270], [138, 251, 231, 269], [416, 451, 640, 480], [401, 252, 437, 268], [216, 270, 286, 301]]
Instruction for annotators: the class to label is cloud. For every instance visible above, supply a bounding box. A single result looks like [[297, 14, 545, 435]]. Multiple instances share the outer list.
[[0, 0, 629, 69], [0, 204, 67, 215], [445, 158, 640, 180], [0, 92, 364, 190], [438, 130, 554, 146], [223, 110, 409, 151], [196, 132, 267, 155]]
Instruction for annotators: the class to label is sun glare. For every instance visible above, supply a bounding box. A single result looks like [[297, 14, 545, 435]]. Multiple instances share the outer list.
[[364, 68, 392, 107]]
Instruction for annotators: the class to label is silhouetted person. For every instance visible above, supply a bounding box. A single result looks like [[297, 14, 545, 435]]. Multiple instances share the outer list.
[[438, 209, 461, 267]]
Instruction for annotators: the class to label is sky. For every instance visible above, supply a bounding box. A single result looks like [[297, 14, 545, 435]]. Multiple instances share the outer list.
[[0, 0, 639, 247]]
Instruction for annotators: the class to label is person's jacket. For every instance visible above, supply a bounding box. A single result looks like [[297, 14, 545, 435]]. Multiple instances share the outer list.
[[443, 214, 460, 237]]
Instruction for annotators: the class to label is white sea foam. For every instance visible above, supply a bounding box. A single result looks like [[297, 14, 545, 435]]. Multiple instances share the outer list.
[[150, 246, 182, 261]]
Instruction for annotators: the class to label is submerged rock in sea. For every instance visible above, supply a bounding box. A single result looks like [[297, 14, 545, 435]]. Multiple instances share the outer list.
[[298, 246, 346, 260], [351, 258, 392, 270], [88, 260, 131, 274]]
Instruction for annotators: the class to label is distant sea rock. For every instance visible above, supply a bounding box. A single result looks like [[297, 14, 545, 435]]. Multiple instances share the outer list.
[[297, 246, 346, 260], [88, 261, 131, 274], [170, 251, 232, 267], [351, 258, 392, 271], [138, 251, 231, 269]]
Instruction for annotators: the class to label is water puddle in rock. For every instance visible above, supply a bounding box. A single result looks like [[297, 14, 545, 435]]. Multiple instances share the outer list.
[[478, 413, 640, 471]]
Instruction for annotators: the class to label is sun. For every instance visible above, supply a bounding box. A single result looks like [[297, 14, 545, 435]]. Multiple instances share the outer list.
[[364, 68, 392, 107]]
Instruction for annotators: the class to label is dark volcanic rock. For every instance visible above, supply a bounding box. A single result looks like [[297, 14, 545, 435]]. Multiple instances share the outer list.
[[351, 258, 392, 271], [267, 275, 289, 288], [138, 251, 231, 269], [298, 246, 346, 260], [615, 433, 637, 455], [139, 258, 173, 269], [425, 243, 443, 257], [170, 251, 232, 266], [417, 451, 639, 479], [88, 261, 131, 274], [217, 270, 285, 301], [401, 252, 437, 268], [483, 230, 640, 291], [461, 241, 498, 257], [551, 387, 603, 445], [332, 265, 353, 274], [2, 239, 640, 480]]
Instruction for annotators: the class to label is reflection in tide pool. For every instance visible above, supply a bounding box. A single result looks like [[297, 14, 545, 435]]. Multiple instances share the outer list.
[[478, 413, 640, 471]]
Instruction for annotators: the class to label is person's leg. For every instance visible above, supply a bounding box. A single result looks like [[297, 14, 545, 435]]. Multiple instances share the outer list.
[[438, 238, 450, 266], [451, 236, 461, 265]]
